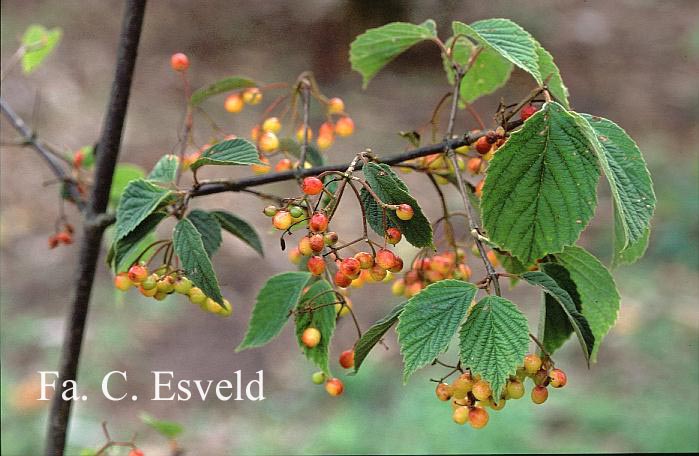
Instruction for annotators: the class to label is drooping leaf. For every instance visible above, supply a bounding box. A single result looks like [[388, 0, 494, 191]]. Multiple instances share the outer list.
[[397, 280, 478, 382], [148, 154, 179, 183], [190, 76, 258, 106], [114, 178, 172, 242], [363, 162, 433, 248], [350, 20, 437, 88], [186, 209, 222, 258], [295, 280, 337, 376], [360, 187, 399, 238], [110, 211, 167, 272], [353, 302, 406, 374], [552, 245, 620, 361], [21, 25, 62, 74], [459, 296, 530, 400], [522, 265, 595, 364], [211, 210, 264, 256], [236, 272, 312, 351], [613, 211, 650, 267], [534, 42, 569, 109], [481, 102, 600, 264], [139, 412, 183, 439], [577, 114, 655, 258], [172, 218, 224, 305], [109, 163, 147, 206], [190, 138, 261, 170]]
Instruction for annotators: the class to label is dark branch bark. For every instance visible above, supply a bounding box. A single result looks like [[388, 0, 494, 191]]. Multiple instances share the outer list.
[[45, 1, 147, 454]]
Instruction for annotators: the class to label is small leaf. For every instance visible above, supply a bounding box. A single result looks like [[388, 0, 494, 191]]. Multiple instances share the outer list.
[[211, 210, 264, 256], [535, 42, 569, 109], [350, 21, 437, 88], [190, 138, 261, 170], [190, 76, 258, 106], [173, 218, 224, 305], [110, 211, 167, 272], [21, 25, 62, 74], [459, 296, 530, 400], [110, 163, 147, 206], [363, 162, 433, 248], [114, 178, 172, 242], [186, 209, 222, 257], [353, 302, 406, 374], [295, 280, 337, 376], [521, 265, 595, 364], [139, 412, 183, 439], [148, 154, 179, 183], [552, 246, 620, 361], [397, 280, 478, 382], [481, 102, 600, 264], [236, 272, 312, 351]]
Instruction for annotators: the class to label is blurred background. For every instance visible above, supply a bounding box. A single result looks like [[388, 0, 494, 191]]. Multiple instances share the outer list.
[[1, 0, 698, 454]]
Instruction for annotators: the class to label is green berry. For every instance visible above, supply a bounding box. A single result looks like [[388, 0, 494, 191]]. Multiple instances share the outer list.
[[312, 371, 326, 385]]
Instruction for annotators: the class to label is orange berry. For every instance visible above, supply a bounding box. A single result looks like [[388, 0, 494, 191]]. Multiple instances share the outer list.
[[242, 87, 262, 105], [468, 406, 490, 429], [354, 252, 374, 269], [309, 212, 329, 233], [114, 272, 133, 291], [467, 157, 483, 174], [224, 93, 244, 113], [251, 156, 271, 174], [274, 158, 293, 172], [486, 250, 499, 267], [334, 270, 352, 288], [325, 377, 344, 396], [259, 131, 279, 153], [436, 383, 453, 401], [296, 126, 313, 143], [307, 256, 326, 276], [453, 406, 470, 425], [375, 249, 396, 270], [170, 52, 189, 72], [262, 117, 281, 133], [531, 385, 548, 404], [472, 380, 492, 401], [475, 179, 485, 197], [272, 210, 292, 230], [301, 327, 321, 348], [316, 134, 334, 150], [334, 116, 354, 137], [549, 368, 567, 388], [385, 227, 402, 245], [523, 353, 543, 375], [327, 97, 345, 114]]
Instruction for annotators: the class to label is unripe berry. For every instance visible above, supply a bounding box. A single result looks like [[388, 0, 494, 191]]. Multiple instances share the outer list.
[[296, 126, 313, 143], [128, 263, 148, 283], [335, 298, 352, 317], [325, 377, 344, 396], [396, 204, 414, 221], [453, 406, 470, 425], [354, 252, 374, 269], [139, 284, 158, 297], [302, 177, 324, 195], [506, 379, 525, 399], [375, 249, 396, 270], [288, 247, 303, 265], [334, 270, 352, 288], [316, 133, 334, 150], [468, 406, 490, 429], [340, 257, 361, 279], [475, 136, 491, 155], [274, 158, 293, 172], [154, 291, 168, 301], [327, 97, 345, 114], [451, 373, 474, 399], [156, 276, 175, 294], [259, 131, 279, 153], [467, 157, 483, 175], [263, 205, 278, 217], [523, 353, 543, 375], [388, 256, 404, 273], [187, 287, 207, 305], [242, 87, 262, 105], [455, 264, 472, 281], [307, 256, 326, 276], [298, 237, 314, 256], [339, 349, 355, 369], [490, 398, 506, 410], [532, 368, 549, 386], [262, 116, 281, 133], [301, 327, 322, 348], [363, 265, 383, 282], [170, 52, 189, 72], [531, 385, 548, 404], [391, 278, 406, 296], [324, 232, 339, 246], [309, 233, 325, 253], [549, 368, 567, 388], [204, 297, 223, 314], [309, 212, 329, 232], [520, 104, 538, 121], [311, 371, 326, 385], [435, 383, 453, 401], [224, 93, 244, 113], [272, 211, 293, 231], [173, 277, 193, 294], [385, 227, 402, 245], [334, 116, 354, 137], [288, 205, 304, 219], [114, 273, 133, 291], [251, 156, 271, 174], [471, 380, 492, 401], [431, 255, 452, 275]]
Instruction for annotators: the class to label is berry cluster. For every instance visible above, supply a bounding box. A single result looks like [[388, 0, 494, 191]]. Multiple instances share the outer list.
[[391, 249, 472, 298], [115, 262, 232, 317], [48, 224, 74, 249], [435, 353, 567, 429]]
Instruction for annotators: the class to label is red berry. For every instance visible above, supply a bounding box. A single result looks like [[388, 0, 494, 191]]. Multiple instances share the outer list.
[[531, 385, 548, 404], [339, 349, 355, 369], [302, 176, 324, 195], [520, 104, 538, 121], [170, 52, 189, 72], [325, 377, 344, 396], [274, 158, 293, 172], [309, 212, 329, 232], [475, 136, 491, 155], [72, 150, 84, 168], [388, 256, 404, 273], [307, 256, 326, 276], [385, 227, 402, 245], [549, 368, 567, 388], [128, 449, 145, 456], [375, 249, 396, 270], [48, 235, 59, 249], [309, 233, 325, 253], [301, 327, 321, 348], [334, 270, 352, 288], [56, 231, 73, 244], [128, 263, 148, 283], [468, 406, 490, 429], [339, 257, 361, 279], [354, 252, 374, 269], [396, 204, 414, 221]]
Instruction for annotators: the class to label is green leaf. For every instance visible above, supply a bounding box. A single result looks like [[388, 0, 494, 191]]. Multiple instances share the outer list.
[[353, 302, 406, 374], [21, 25, 62, 74], [190, 138, 261, 170], [114, 178, 172, 242], [295, 280, 337, 376], [447, 26, 513, 103], [350, 20, 437, 88], [363, 162, 433, 248], [109, 163, 147, 206], [172, 218, 224, 305], [522, 265, 595, 364], [211, 210, 264, 256], [578, 114, 655, 258], [76, 145, 95, 169], [613, 214, 650, 267], [397, 280, 478, 382], [139, 412, 183, 439], [186, 209, 222, 257], [110, 211, 167, 272], [148, 154, 179, 183], [535, 42, 569, 109], [459, 296, 530, 400], [236, 272, 312, 351], [552, 245, 620, 361], [359, 187, 399, 237], [453, 19, 541, 84], [481, 102, 600, 264], [190, 76, 258, 106]]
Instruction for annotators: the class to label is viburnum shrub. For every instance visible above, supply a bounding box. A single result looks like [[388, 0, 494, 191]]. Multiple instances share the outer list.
[[16, 17, 655, 430]]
